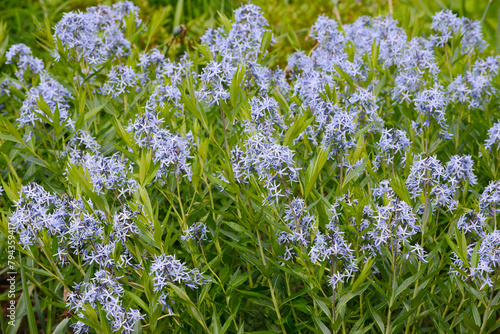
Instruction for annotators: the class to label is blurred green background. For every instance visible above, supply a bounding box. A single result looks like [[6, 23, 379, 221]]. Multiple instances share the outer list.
[[2, 0, 499, 67]]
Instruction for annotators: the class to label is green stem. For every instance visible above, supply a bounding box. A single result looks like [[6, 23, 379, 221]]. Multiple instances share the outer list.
[[480, 268, 500, 334], [256, 231, 287, 333], [331, 257, 337, 334], [386, 247, 397, 334]]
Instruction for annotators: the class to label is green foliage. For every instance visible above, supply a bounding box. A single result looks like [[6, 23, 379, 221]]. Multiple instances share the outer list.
[[1, 0, 500, 334]]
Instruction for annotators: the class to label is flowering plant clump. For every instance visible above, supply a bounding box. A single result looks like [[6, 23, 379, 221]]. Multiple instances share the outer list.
[[1, 1, 500, 333]]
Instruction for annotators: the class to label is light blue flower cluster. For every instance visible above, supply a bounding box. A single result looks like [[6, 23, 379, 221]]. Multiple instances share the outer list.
[[361, 181, 423, 259], [374, 128, 411, 170], [430, 9, 486, 52], [6, 44, 44, 82], [230, 132, 299, 205], [127, 111, 193, 182], [67, 270, 144, 334], [151, 255, 207, 290], [53, 1, 141, 65], [19, 73, 73, 128], [182, 222, 211, 243], [101, 65, 138, 98], [278, 198, 316, 257], [65, 130, 137, 197], [450, 181, 500, 288], [485, 122, 500, 153]]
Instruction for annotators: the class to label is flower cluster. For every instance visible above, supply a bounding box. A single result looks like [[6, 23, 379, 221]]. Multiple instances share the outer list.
[[53, 1, 141, 65], [66, 131, 137, 197], [485, 122, 500, 153], [413, 83, 448, 129], [248, 96, 286, 134], [198, 4, 287, 105], [312, 196, 358, 287], [6, 44, 44, 82], [361, 181, 423, 258], [278, 198, 316, 259], [374, 128, 411, 170], [182, 222, 210, 243], [479, 180, 500, 217], [444, 155, 477, 188], [450, 230, 500, 289], [10, 182, 142, 269], [18, 73, 73, 128], [137, 48, 167, 84], [406, 155, 444, 199], [430, 9, 487, 52], [230, 132, 299, 205], [322, 107, 357, 157], [456, 210, 487, 237], [448, 57, 499, 109], [201, 4, 272, 63], [10, 183, 75, 247], [5, 1, 500, 331], [127, 111, 193, 181], [67, 270, 144, 334], [309, 223, 358, 288], [150, 254, 208, 292], [101, 65, 138, 98]]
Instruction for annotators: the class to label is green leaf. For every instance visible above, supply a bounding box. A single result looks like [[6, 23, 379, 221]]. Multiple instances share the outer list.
[[173, 0, 183, 27], [283, 113, 314, 147], [308, 291, 331, 318], [374, 73, 386, 96], [111, 116, 134, 149], [210, 310, 222, 334], [84, 103, 106, 121], [312, 315, 331, 334], [230, 64, 246, 107], [259, 29, 274, 62], [334, 65, 356, 88], [342, 158, 366, 188], [228, 270, 253, 289], [351, 258, 374, 292], [52, 319, 70, 334], [445, 235, 468, 265], [368, 301, 385, 333], [286, 25, 301, 50], [168, 283, 207, 329], [19, 255, 38, 334], [124, 290, 150, 316], [217, 11, 232, 31], [305, 147, 329, 198], [394, 270, 423, 300]]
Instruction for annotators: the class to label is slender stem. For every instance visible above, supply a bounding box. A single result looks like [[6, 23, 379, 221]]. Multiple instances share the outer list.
[[155, 185, 183, 226], [285, 272, 301, 325], [450, 284, 466, 329], [422, 170, 430, 243], [391, 148, 395, 178], [200, 247, 238, 331], [281, 176, 303, 233], [494, 204, 497, 230], [433, 208, 440, 241], [331, 255, 337, 334], [386, 245, 397, 334], [339, 151, 344, 190], [480, 268, 500, 334], [481, 0, 493, 23], [123, 94, 128, 113], [256, 230, 287, 333], [175, 175, 187, 231], [220, 106, 231, 157]]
